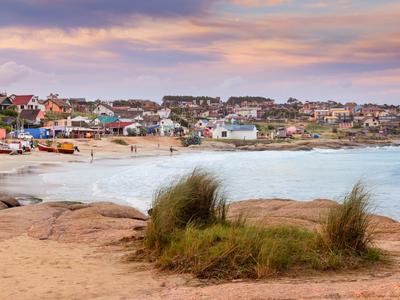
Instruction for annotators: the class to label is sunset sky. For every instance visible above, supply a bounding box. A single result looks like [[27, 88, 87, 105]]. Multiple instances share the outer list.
[[0, 0, 399, 103]]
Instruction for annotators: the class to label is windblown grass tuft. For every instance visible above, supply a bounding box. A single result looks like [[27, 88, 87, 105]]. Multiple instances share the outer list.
[[320, 183, 374, 253], [145, 169, 226, 252], [141, 176, 384, 280]]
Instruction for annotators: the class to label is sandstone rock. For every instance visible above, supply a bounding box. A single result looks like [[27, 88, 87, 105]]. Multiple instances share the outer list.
[[0, 196, 20, 208], [0, 202, 8, 210]]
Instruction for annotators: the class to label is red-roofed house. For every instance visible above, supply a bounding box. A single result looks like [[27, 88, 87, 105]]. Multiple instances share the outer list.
[[10, 95, 40, 112]]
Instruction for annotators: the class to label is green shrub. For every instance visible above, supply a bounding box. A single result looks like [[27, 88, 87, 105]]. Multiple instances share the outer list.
[[1, 109, 18, 117], [111, 138, 128, 145], [320, 183, 373, 253], [145, 169, 226, 252], [181, 134, 201, 147]]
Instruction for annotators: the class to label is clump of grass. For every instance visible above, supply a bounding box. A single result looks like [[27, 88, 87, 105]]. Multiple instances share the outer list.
[[158, 223, 321, 279], [111, 138, 128, 145], [141, 176, 384, 280], [145, 169, 226, 252], [320, 183, 374, 254]]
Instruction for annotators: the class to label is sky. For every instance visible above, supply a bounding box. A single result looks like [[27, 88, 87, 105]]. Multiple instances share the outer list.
[[0, 0, 399, 104]]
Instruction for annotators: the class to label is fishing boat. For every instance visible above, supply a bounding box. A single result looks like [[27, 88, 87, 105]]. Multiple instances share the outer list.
[[38, 142, 75, 154], [0, 142, 13, 154]]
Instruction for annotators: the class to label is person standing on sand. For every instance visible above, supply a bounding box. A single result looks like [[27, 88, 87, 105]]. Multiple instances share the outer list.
[[131, 145, 133, 153], [91, 149, 94, 163], [170, 146, 173, 155]]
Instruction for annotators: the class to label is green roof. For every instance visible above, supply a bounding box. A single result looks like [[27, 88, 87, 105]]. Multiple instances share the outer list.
[[96, 116, 119, 123]]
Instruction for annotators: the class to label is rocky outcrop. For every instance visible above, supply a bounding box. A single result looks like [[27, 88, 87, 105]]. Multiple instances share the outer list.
[[0, 195, 20, 209], [227, 199, 400, 241], [0, 201, 147, 244]]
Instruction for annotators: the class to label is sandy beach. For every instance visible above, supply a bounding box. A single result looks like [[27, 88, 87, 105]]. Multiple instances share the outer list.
[[0, 200, 399, 300], [0, 136, 187, 174]]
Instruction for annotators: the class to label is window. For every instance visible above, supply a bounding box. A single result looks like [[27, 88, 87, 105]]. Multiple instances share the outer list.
[[222, 131, 227, 138]]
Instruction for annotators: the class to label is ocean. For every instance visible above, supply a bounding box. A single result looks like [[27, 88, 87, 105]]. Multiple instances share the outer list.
[[2, 147, 400, 219]]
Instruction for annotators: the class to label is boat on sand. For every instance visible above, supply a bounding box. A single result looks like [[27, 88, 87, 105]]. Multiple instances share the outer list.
[[38, 142, 75, 154]]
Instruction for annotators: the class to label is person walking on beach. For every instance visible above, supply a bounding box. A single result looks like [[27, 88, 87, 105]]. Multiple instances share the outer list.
[[131, 145, 133, 153], [90, 149, 94, 163], [170, 146, 173, 155]]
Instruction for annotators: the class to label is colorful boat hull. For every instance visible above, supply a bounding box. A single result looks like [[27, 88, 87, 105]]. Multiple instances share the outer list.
[[38, 143, 75, 154]]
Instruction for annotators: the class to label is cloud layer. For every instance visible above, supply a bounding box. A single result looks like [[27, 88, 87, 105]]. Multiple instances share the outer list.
[[0, 0, 399, 103]]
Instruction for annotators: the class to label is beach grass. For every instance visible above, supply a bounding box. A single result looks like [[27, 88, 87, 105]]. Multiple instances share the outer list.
[[145, 169, 226, 252], [142, 172, 384, 280], [320, 183, 374, 254]]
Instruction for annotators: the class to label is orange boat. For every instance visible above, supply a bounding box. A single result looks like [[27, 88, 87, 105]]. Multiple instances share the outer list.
[[38, 142, 75, 154]]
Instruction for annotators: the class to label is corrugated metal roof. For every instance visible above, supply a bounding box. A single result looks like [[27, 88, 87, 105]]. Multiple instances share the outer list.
[[224, 125, 256, 131]]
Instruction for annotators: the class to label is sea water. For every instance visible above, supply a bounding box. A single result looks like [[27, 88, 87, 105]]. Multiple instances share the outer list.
[[2, 147, 400, 219]]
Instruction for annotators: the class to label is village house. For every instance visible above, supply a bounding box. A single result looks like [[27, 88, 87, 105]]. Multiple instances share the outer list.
[[9, 95, 40, 112], [323, 108, 352, 124], [0, 95, 13, 111], [123, 122, 142, 136], [157, 108, 171, 119], [44, 98, 72, 113], [19, 109, 44, 125], [69, 98, 89, 113], [92, 103, 115, 116], [105, 121, 134, 135], [195, 119, 209, 129], [233, 107, 258, 119], [361, 106, 382, 117], [143, 114, 161, 127], [362, 117, 380, 128], [212, 124, 257, 140]]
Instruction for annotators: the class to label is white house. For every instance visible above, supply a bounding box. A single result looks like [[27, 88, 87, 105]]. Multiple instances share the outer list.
[[10, 95, 40, 112], [157, 108, 171, 119], [159, 118, 177, 136], [123, 123, 141, 136], [92, 103, 115, 116], [233, 107, 258, 119], [212, 124, 257, 140]]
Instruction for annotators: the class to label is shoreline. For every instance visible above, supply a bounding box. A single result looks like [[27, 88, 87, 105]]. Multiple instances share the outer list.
[[1, 137, 398, 175]]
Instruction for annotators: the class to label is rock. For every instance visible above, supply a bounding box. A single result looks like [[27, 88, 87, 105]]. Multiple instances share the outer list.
[[28, 202, 148, 244], [0, 196, 20, 208], [0, 202, 8, 210]]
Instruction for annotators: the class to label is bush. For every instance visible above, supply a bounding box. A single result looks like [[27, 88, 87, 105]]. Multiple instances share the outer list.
[[145, 169, 226, 252], [181, 134, 201, 147], [320, 183, 373, 253], [1, 109, 18, 117], [111, 138, 128, 145], [141, 178, 383, 280]]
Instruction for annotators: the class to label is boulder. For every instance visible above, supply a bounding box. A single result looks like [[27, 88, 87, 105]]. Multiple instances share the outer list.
[[0, 196, 20, 208], [0, 202, 8, 210]]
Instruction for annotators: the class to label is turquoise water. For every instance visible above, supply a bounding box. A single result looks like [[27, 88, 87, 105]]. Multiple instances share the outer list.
[[3, 147, 400, 219]]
